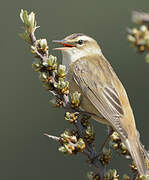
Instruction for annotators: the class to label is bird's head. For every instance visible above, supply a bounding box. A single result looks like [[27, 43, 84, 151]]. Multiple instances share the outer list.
[[53, 33, 102, 67]]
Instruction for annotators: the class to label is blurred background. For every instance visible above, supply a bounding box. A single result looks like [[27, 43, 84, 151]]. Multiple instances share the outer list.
[[0, 0, 149, 179]]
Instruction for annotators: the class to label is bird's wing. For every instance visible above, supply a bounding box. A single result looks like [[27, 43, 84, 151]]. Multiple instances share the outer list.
[[72, 57, 127, 137]]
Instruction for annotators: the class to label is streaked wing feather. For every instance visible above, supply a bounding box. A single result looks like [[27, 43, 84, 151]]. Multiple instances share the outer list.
[[73, 59, 126, 136]]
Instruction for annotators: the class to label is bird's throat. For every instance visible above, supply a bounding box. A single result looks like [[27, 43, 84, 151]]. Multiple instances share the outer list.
[[61, 47, 102, 70], [61, 48, 85, 70]]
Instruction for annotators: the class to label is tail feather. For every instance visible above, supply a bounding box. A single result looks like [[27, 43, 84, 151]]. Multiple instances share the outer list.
[[125, 138, 148, 176]]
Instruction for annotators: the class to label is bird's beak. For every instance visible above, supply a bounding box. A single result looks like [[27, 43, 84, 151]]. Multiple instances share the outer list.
[[52, 39, 75, 50]]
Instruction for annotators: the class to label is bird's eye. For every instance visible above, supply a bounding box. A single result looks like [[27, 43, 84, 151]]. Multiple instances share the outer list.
[[78, 39, 83, 45]]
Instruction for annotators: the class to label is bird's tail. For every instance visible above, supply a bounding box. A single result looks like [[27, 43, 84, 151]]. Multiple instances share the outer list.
[[125, 137, 148, 177]]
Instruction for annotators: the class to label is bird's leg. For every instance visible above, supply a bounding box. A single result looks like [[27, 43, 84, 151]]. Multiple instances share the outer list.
[[99, 126, 114, 153]]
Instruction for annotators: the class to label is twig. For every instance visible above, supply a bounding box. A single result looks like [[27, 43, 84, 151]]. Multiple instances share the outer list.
[[44, 134, 60, 142]]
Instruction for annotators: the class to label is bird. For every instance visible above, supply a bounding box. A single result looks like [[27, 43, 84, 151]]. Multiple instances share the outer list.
[[53, 33, 148, 177]]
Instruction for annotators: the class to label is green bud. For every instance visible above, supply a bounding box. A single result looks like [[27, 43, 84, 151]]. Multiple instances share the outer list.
[[61, 130, 70, 138], [58, 65, 66, 77], [122, 174, 130, 180], [32, 61, 42, 72], [64, 144, 72, 154], [76, 138, 85, 150], [20, 9, 39, 33], [132, 28, 138, 35], [111, 132, 120, 141], [87, 172, 94, 180], [47, 55, 57, 66], [86, 125, 94, 136], [57, 79, 66, 89], [109, 141, 118, 149], [70, 135, 77, 143], [45, 55, 57, 70], [127, 35, 136, 43], [54, 79, 69, 90], [144, 35, 149, 47], [38, 72, 48, 81], [71, 91, 81, 107], [104, 169, 119, 180], [37, 39, 48, 50], [140, 25, 148, 33], [65, 112, 71, 121], [58, 146, 67, 153], [53, 82, 58, 88], [100, 148, 112, 166], [31, 45, 37, 53], [120, 143, 127, 151], [20, 10, 29, 26], [141, 176, 148, 180], [42, 83, 50, 91], [65, 112, 77, 123], [145, 53, 149, 63]]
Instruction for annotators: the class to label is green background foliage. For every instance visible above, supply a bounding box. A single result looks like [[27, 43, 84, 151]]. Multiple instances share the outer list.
[[0, 0, 149, 179]]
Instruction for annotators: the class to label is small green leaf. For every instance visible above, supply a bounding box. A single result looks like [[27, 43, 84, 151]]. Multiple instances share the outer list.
[[19, 32, 32, 44], [145, 53, 149, 63], [23, 10, 30, 27]]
